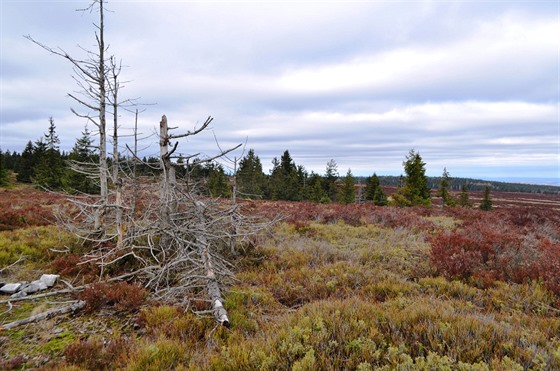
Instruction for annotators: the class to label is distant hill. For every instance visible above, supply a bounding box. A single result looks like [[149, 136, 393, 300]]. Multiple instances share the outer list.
[[355, 176, 560, 195]]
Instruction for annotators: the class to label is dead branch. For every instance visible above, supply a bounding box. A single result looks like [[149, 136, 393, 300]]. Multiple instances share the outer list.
[[0, 300, 86, 331], [0, 255, 26, 274]]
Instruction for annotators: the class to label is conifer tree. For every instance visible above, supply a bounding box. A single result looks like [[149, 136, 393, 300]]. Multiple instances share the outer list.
[[365, 173, 380, 201], [207, 163, 231, 198], [236, 149, 266, 199], [306, 172, 329, 203], [364, 173, 387, 205], [34, 118, 64, 189], [270, 150, 302, 201], [64, 126, 99, 194], [323, 159, 339, 202], [338, 169, 356, 204], [0, 149, 8, 187], [458, 182, 471, 207], [479, 185, 493, 211], [436, 167, 455, 207], [392, 149, 431, 207], [2, 150, 19, 173], [16, 141, 36, 183]]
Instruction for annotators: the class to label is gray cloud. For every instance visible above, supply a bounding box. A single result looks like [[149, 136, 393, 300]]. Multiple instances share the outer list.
[[1, 1, 558, 182]]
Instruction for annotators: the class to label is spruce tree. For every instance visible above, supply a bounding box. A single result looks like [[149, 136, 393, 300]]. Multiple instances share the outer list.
[[323, 159, 339, 202], [458, 182, 471, 207], [270, 150, 302, 201], [373, 186, 388, 206], [64, 126, 99, 194], [479, 185, 493, 211], [306, 172, 329, 203], [17, 141, 35, 183], [364, 173, 380, 201], [393, 149, 431, 207], [364, 173, 387, 205], [436, 167, 455, 207], [34, 118, 64, 189], [236, 149, 266, 199], [0, 149, 8, 187], [338, 169, 355, 204], [207, 163, 231, 198], [3, 150, 19, 173]]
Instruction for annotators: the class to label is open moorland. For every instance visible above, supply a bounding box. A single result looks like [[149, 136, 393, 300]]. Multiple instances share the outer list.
[[1, 185, 560, 370]]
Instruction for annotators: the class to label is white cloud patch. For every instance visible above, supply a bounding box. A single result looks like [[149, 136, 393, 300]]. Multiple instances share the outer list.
[[1, 1, 558, 181]]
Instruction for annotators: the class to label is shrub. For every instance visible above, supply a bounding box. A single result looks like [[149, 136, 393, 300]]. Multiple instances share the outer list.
[[64, 337, 130, 370], [137, 305, 213, 342], [0, 226, 76, 267], [79, 281, 147, 313], [533, 239, 560, 295], [430, 212, 560, 296], [430, 232, 485, 279]]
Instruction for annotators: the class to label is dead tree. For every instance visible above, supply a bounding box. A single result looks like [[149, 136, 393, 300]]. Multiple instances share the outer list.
[[155, 115, 240, 325], [27, 0, 277, 327], [26, 0, 111, 233]]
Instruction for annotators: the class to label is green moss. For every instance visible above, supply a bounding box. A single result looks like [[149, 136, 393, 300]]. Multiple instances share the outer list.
[[40, 329, 77, 354]]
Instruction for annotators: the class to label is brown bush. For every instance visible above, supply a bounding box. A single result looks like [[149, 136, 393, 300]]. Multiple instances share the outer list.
[[65, 337, 130, 369], [79, 281, 147, 313]]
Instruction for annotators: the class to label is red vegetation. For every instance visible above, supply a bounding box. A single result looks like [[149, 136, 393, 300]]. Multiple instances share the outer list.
[[242, 196, 560, 297], [79, 281, 147, 313], [64, 337, 129, 370], [0, 188, 67, 230], [430, 208, 560, 295]]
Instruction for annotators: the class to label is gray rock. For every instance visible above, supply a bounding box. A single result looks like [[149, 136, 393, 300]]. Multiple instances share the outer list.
[[11, 290, 27, 299], [40, 274, 59, 287], [22, 280, 49, 294], [0, 282, 22, 294]]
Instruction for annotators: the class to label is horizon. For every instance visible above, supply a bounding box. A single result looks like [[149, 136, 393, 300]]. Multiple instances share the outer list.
[[1, 1, 558, 182]]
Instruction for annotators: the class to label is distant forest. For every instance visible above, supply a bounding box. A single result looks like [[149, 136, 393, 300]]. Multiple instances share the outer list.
[[358, 176, 560, 194], [1, 119, 558, 198]]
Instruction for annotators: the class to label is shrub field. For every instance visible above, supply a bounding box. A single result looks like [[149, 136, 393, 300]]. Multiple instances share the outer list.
[[1, 187, 559, 369]]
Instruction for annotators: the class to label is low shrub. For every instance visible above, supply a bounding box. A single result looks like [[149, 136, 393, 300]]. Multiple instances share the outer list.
[[0, 226, 76, 267], [430, 214, 560, 296], [64, 337, 130, 370], [79, 281, 147, 313]]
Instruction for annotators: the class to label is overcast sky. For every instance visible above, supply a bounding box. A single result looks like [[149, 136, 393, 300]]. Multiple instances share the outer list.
[[1, 1, 558, 183]]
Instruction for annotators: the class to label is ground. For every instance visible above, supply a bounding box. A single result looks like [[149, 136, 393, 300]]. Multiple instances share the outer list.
[[1, 185, 560, 369]]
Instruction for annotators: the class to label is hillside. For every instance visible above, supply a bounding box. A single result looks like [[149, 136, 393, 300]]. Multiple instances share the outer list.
[[0, 187, 559, 369], [360, 176, 560, 194]]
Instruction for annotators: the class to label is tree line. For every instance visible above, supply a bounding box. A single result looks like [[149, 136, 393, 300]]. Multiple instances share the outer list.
[[2, 123, 493, 209]]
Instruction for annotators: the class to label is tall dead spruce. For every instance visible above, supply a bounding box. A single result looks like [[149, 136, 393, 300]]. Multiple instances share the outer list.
[[26, 0, 274, 326], [155, 115, 242, 325]]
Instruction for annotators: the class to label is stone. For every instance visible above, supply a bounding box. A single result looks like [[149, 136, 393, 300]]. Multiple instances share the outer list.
[[39, 274, 59, 287], [11, 290, 27, 299], [0, 282, 22, 294], [22, 280, 48, 294]]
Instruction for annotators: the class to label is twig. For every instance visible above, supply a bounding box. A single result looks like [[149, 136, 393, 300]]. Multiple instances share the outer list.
[[0, 300, 86, 331], [0, 256, 26, 274]]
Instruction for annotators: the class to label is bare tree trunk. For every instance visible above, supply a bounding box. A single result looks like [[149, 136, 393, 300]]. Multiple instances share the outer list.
[[159, 115, 177, 252], [129, 108, 139, 238], [195, 201, 230, 327], [111, 59, 124, 248], [230, 157, 238, 256], [95, 0, 108, 233]]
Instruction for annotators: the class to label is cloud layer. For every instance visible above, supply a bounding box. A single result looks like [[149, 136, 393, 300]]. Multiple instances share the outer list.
[[1, 1, 558, 181]]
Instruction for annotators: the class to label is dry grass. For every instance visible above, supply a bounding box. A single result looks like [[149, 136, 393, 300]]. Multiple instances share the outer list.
[[1, 189, 559, 369]]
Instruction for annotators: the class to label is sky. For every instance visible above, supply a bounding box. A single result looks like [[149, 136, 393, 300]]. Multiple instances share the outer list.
[[1, 1, 559, 184]]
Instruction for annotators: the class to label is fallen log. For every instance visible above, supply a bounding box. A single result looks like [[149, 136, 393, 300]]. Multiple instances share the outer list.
[[0, 300, 86, 331], [195, 201, 230, 327]]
